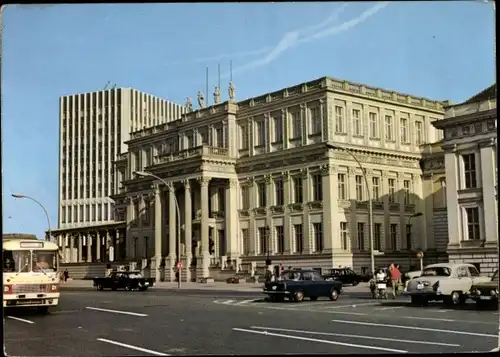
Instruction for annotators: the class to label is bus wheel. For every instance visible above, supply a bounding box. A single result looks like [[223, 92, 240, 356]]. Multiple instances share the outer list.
[[37, 306, 49, 314]]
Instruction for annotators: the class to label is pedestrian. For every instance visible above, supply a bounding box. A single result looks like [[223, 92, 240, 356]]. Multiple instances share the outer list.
[[63, 269, 69, 283], [389, 264, 401, 299]]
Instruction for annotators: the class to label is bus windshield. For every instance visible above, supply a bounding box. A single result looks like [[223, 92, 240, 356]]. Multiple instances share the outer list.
[[3, 250, 31, 273], [32, 251, 57, 272]]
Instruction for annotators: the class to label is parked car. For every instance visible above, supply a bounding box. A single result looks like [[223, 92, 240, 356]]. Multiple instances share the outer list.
[[402, 270, 422, 295], [263, 269, 343, 302], [469, 269, 499, 307], [322, 267, 362, 286], [406, 263, 490, 306], [93, 270, 155, 291]]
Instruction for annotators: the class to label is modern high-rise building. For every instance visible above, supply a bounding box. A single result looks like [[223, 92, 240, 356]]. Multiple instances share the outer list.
[[58, 88, 184, 230]]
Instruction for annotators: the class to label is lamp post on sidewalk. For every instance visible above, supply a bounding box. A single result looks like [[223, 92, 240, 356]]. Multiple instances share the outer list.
[[324, 142, 375, 273], [134, 171, 182, 289], [406, 212, 423, 271], [11, 193, 52, 242]]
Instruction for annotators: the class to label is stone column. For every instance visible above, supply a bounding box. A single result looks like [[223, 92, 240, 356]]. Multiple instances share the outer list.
[[302, 168, 311, 254], [184, 179, 193, 281], [480, 139, 498, 245], [347, 167, 357, 250], [225, 178, 239, 260], [87, 234, 92, 262], [398, 172, 406, 252], [283, 172, 292, 254], [115, 230, 121, 262], [126, 197, 134, 259], [248, 178, 257, 255], [105, 230, 111, 262], [382, 171, 390, 251], [321, 164, 337, 253], [96, 232, 101, 262], [69, 234, 75, 262], [154, 184, 162, 282], [167, 185, 177, 282], [443, 144, 461, 246], [77, 234, 83, 262], [264, 175, 273, 255], [199, 177, 211, 278]]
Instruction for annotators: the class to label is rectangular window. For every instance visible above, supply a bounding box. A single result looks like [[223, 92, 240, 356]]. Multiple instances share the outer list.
[[462, 154, 477, 188], [257, 182, 266, 208], [338, 173, 347, 200], [274, 178, 284, 206], [240, 123, 249, 149], [276, 226, 285, 254], [258, 227, 267, 254], [309, 107, 322, 134], [390, 224, 398, 250], [403, 180, 411, 204], [241, 186, 250, 209], [355, 175, 363, 201], [374, 223, 382, 251], [352, 109, 362, 136], [273, 116, 283, 142], [313, 222, 323, 252], [415, 121, 423, 145], [335, 106, 345, 133], [400, 118, 409, 143], [242, 228, 250, 255], [357, 223, 365, 250], [465, 207, 481, 240], [293, 177, 303, 203], [294, 224, 303, 253], [388, 178, 396, 203], [291, 111, 301, 139], [312, 174, 323, 201], [369, 112, 378, 138], [256, 120, 266, 146], [385, 115, 394, 141], [104, 203, 109, 221], [340, 222, 348, 250], [372, 177, 380, 201]]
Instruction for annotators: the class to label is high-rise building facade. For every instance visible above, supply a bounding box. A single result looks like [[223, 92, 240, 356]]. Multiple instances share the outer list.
[[58, 88, 184, 230]]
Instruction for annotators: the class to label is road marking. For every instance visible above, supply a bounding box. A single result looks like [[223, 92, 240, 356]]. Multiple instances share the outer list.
[[375, 306, 405, 311], [86, 307, 148, 317], [233, 328, 407, 353], [214, 299, 236, 305], [236, 299, 256, 305], [249, 326, 460, 347], [97, 338, 170, 356], [332, 320, 498, 338], [51, 309, 81, 315], [326, 302, 380, 309], [6, 316, 35, 324], [404, 316, 455, 322]]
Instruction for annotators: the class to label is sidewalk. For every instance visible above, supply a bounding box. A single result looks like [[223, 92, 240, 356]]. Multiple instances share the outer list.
[[60, 279, 370, 293]]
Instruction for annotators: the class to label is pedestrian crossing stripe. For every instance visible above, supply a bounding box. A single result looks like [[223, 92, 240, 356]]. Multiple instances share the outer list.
[[213, 299, 257, 305]]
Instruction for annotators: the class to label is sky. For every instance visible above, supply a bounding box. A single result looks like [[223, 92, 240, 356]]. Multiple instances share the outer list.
[[1, 1, 495, 237]]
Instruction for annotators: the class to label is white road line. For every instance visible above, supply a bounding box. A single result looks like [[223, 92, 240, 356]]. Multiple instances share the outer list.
[[249, 326, 460, 347], [86, 306, 148, 317], [404, 316, 455, 322], [6, 316, 35, 324], [236, 299, 256, 305], [326, 302, 380, 309], [97, 338, 169, 356], [233, 328, 407, 353], [375, 306, 405, 311], [332, 320, 497, 338]]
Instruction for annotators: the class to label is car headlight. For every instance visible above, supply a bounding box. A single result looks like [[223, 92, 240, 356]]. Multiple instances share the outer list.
[[491, 289, 498, 296]]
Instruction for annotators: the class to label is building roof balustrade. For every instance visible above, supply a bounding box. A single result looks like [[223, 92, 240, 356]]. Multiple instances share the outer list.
[[153, 145, 229, 165]]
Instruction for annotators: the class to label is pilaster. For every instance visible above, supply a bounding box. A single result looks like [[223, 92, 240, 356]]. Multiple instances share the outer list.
[[283, 173, 292, 254], [248, 177, 257, 255], [184, 180, 193, 266], [302, 168, 312, 254], [479, 139, 498, 243], [77, 234, 83, 262], [126, 196, 134, 259], [265, 174, 273, 254], [444, 145, 461, 246], [347, 167, 357, 249], [281, 109, 288, 149], [199, 177, 211, 278], [96, 232, 101, 261], [86, 234, 92, 262], [300, 103, 307, 146], [321, 164, 337, 252], [225, 178, 239, 259]]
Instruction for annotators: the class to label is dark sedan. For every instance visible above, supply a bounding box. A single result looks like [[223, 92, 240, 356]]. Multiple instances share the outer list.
[[263, 269, 343, 302], [322, 267, 362, 286], [93, 270, 155, 291]]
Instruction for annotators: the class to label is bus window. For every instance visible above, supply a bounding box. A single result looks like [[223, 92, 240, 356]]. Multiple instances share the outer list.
[[32, 251, 57, 272], [3, 250, 15, 272], [5, 251, 31, 273]]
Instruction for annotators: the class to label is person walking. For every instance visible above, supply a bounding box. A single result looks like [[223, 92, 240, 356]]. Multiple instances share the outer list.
[[389, 264, 401, 299]]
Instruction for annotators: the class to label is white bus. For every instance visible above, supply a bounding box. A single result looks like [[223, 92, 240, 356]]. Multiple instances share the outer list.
[[3, 236, 60, 313]]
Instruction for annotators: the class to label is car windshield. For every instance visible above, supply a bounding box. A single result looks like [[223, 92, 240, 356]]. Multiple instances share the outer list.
[[492, 270, 499, 281], [32, 250, 57, 272], [280, 271, 301, 280], [421, 267, 451, 277]]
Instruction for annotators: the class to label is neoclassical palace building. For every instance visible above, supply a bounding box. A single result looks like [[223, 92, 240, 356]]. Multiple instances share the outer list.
[[104, 76, 450, 281]]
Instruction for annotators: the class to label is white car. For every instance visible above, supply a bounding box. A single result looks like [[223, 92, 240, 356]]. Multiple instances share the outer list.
[[406, 263, 490, 306]]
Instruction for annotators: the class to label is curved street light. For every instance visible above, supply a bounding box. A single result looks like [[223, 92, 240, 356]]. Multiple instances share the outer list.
[[11, 193, 52, 242], [324, 142, 375, 274], [134, 171, 182, 288]]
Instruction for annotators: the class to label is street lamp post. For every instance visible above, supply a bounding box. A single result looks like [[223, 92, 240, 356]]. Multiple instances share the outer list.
[[407, 212, 423, 271], [11, 193, 52, 242], [324, 142, 375, 274], [134, 171, 182, 289]]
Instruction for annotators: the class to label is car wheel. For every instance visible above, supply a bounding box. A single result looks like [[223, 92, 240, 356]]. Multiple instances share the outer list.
[[294, 291, 305, 302], [446, 291, 462, 305], [310, 296, 318, 301], [125, 285, 132, 291], [329, 288, 339, 301], [352, 281, 359, 286], [97, 284, 104, 291]]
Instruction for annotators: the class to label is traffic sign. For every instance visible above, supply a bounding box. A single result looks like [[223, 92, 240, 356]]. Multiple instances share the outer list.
[[416, 251, 424, 259], [177, 262, 183, 270]]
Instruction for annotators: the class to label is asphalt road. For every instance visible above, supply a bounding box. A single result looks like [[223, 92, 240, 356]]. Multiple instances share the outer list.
[[4, 289, 499, 356]]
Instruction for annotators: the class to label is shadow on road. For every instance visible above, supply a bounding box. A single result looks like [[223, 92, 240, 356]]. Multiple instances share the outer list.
[[377, 300, 499, 311]]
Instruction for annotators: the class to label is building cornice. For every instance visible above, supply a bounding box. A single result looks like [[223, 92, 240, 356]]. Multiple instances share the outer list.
[[432, 108, 496, 129]]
